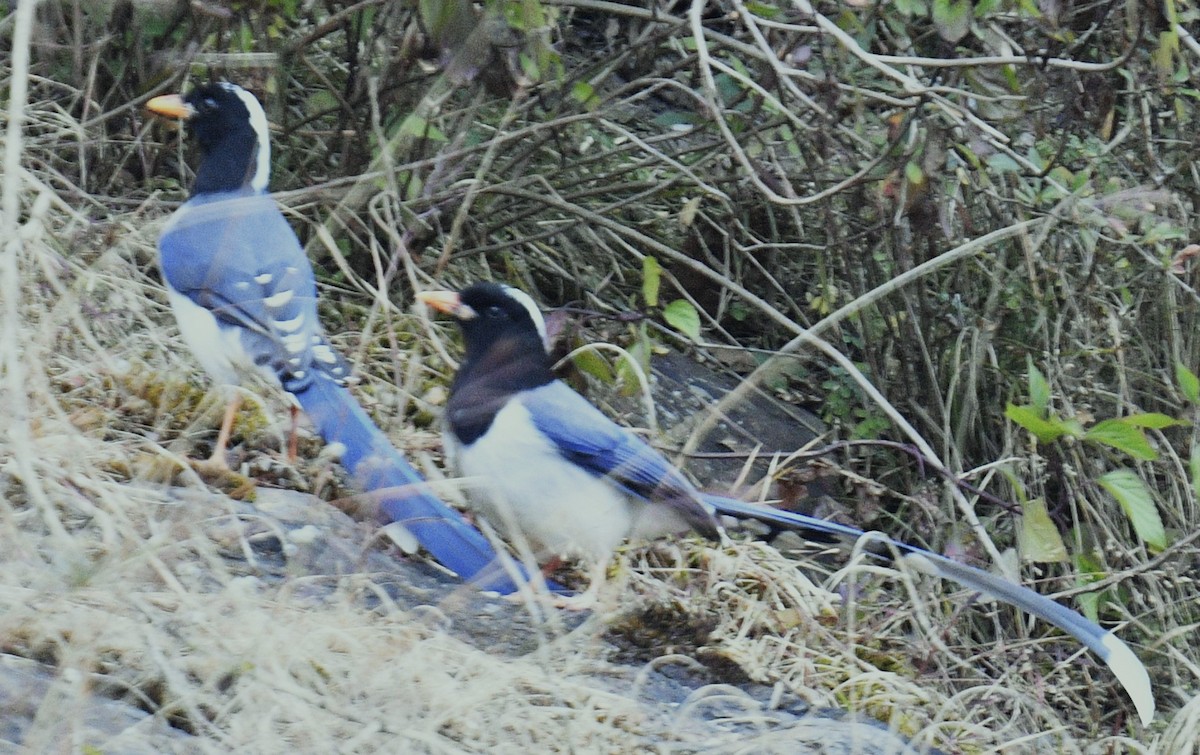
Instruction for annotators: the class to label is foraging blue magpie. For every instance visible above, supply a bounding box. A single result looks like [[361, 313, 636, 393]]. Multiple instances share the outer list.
[[419, 281, 1154, 726], [146, 82, 522, 592]]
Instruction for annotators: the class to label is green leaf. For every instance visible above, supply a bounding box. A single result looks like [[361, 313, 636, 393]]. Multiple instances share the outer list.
[[305, 89, 338, 114], [1073, 552, 1104, 623], [932, 0, 972, 42], [663, 299, 701, 340], [519, 51, 540, 82], [1027, 358, 1050, 412], [745, 1, 781, 18], [904, 161, 924, 186], [1084, 419, 1158, 460], [1154, 29, 1180, 78], [404, 173, 424, 203], [615, 326, 652, 396], [1119, 412, 1186, 429], [1005, 403, 1072, 444], [1144, 221, 1187, 245], [398, 114, 447, 141], [1191, 445, 1200, 501], [1177, 362, 1200, 404], [1017, 498, 1068, 563], [1098, 470, 1167, 551], [571, 348, 614, 383], [642, 257, 661, 308], [1015, 0, 1042, 17], [851, 414, 891, 440], [1075, 591, 1100, 623], [986, 153, 1021, 173], [973, 0, 999, 16], [571, 81, 598, 110]]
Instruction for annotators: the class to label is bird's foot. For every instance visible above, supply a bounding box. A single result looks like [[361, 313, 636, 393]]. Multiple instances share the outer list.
[[189, 457, 256, 500], [500, 585, 597, 611], [502, 558, 606, 611]]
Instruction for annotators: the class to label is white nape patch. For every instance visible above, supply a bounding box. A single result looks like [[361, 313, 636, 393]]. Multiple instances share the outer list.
[[254, 273, 273, 285], [450, 398, 632, 561], [222, 82, 271, 193], [271, 313, 305, 332], [263, 289, 294, 308], [500, 285, 549, 350]]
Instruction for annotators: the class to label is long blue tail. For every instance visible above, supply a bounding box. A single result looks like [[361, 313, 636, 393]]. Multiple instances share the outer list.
[[701, 493, 1154, 725], [293, 374, 537, 593]]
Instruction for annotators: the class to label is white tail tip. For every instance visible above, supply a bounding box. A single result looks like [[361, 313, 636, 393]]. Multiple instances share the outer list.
[[1102, 632, 1155, 726]]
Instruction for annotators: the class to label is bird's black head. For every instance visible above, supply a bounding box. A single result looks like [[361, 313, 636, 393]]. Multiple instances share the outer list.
[[451, 282, 549, 362], [420, 281, 553, 383], [147, 82, 270, 195], [420, 282, 555, 443]]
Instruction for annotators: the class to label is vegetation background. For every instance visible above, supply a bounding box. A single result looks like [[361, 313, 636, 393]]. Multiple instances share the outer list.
[[1, 0, 1198, 751]]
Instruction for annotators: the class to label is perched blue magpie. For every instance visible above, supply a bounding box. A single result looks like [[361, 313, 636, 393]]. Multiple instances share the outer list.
[[146, 82, 522, 592], [420, 281, 1154, 726]]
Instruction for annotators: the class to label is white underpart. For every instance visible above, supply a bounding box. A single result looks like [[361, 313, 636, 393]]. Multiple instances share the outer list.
[[223, 82, 271, 193], [500, 285, 549, 351], [447, 399, 634, 562], [166, 287, 271, 388]]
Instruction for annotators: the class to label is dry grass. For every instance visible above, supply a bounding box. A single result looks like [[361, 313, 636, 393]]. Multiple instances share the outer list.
[[3, 2, 1199, 752]]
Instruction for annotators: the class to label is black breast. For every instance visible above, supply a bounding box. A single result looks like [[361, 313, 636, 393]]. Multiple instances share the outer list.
[[446, 337, 553, 445]]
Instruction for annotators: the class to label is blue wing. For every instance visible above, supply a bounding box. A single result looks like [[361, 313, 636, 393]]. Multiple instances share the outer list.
[[521, 381, 718, 535], [700, 493, 1154, 725], [159, 191, 346, 389]]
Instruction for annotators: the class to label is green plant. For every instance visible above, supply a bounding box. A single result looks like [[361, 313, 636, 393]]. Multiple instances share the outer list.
[[1005, 359, 1180, 552]]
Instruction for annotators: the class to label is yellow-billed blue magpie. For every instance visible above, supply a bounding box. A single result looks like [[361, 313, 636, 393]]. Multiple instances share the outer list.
[[146, 82, 522, 592], [420, 281, 1154, 726]]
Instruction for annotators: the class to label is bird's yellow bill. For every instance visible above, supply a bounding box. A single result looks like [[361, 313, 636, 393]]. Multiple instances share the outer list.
[[417, 290, 474, 319], [145, 93, 194, 120]]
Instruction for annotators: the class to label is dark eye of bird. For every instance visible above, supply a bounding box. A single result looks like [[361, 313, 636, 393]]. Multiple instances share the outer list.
[[485, 306, 504, 319]]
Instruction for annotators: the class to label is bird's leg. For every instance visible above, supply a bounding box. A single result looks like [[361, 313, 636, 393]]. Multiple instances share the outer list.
[[500, 556, 606, 610], [540, 555, 564, 578], [208, 393, 242, 468], [551, 558, 610, 611], [190, 391, 255, 498], [286, 403, 300, 462]]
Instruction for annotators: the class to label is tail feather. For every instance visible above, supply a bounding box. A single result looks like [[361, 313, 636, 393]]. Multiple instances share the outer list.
[[701, 493, 1155, 726], [293, 374, 530, 593]]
